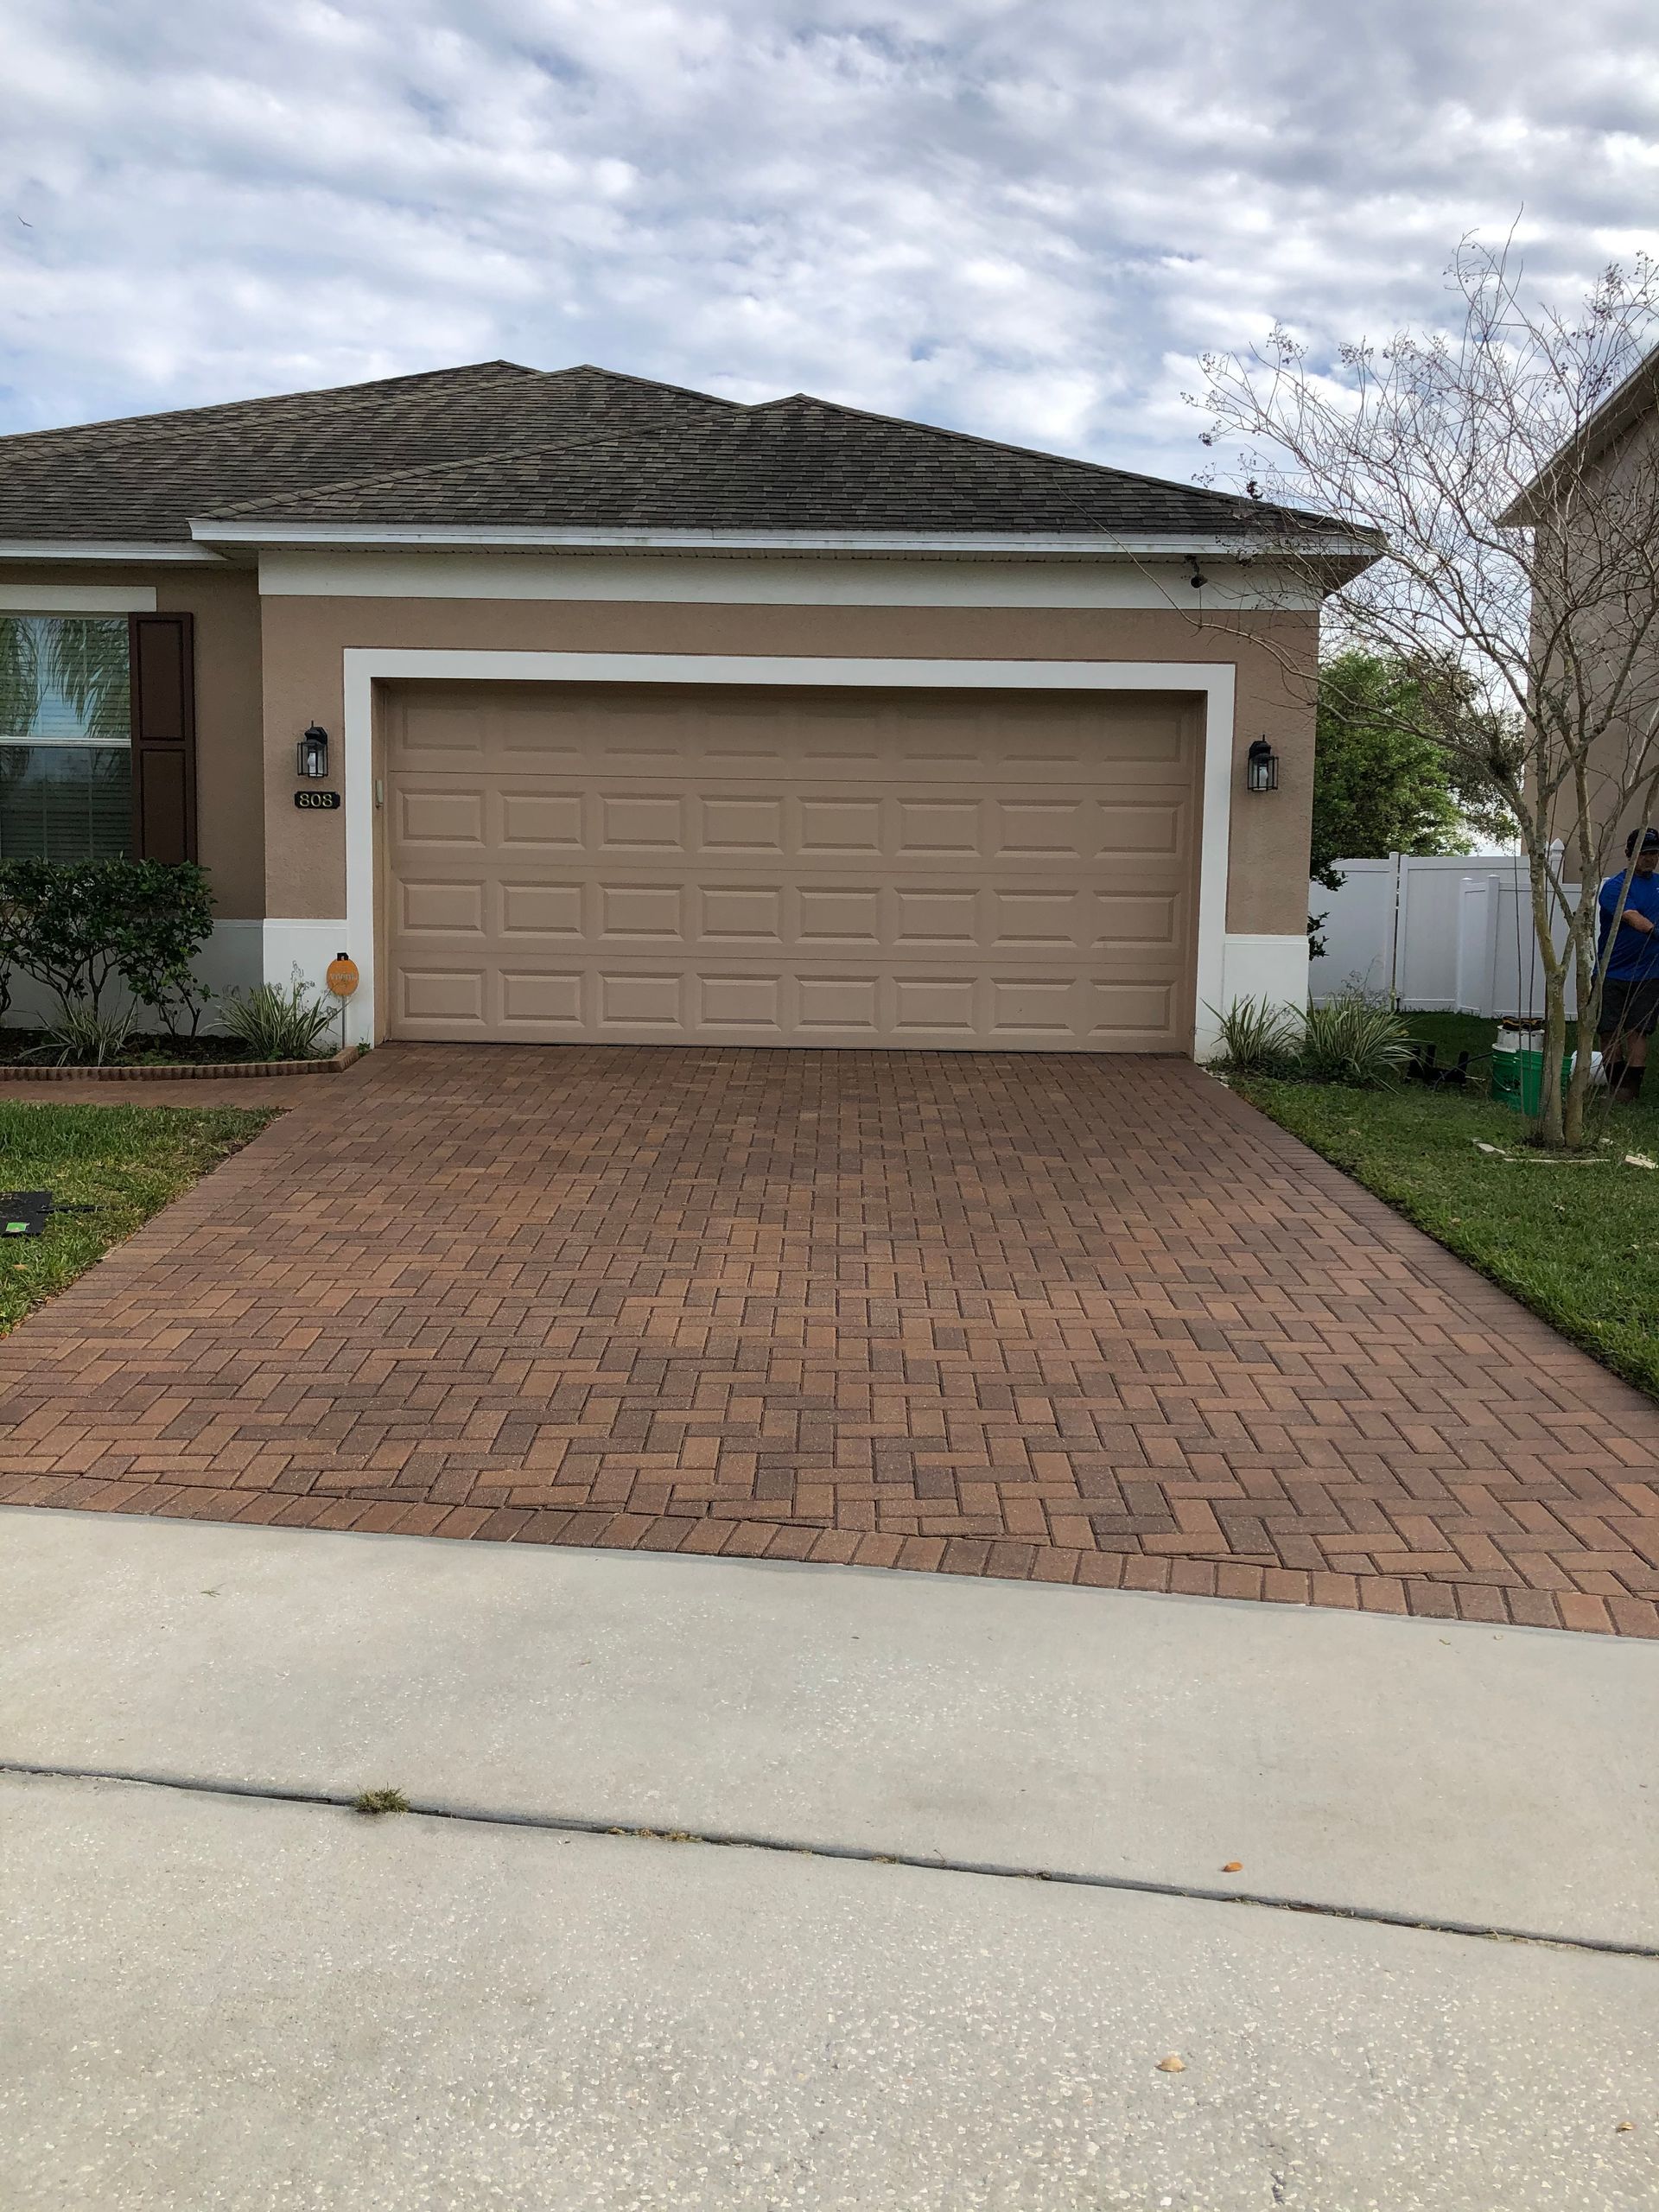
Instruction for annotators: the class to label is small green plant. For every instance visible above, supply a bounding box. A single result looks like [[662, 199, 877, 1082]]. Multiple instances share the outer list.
[[1299, 989, 1414, 1087], [33, 1000, 137, 1067], [352, 1787, 411, 1817], [217, 974, 340, 1062], [1211, 995, 1304, 1077]]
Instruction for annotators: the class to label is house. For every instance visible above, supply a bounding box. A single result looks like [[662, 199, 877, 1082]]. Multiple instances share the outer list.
[[0, 362, 1370, 1053], [1500, 345, 1659, 865]]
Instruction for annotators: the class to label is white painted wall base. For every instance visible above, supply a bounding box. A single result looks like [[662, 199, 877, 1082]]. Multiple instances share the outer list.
[[260, 919, 354, 1035], [0, 917, 350, 1035], [1197, 933, 1311, 1057]]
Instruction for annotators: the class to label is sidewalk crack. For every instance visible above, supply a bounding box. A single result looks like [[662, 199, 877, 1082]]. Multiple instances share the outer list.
[[4, 1756, 1656, 1966]]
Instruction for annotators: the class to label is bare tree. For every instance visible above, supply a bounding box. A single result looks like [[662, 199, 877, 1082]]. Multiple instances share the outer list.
[[1192, 238, 1659, 1147]]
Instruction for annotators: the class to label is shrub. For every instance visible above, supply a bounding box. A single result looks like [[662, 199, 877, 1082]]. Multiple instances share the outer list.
[[1299, 990, 1414, 1087], [1211, 995, 1304, 1077], [0, 858, 215, 1021], [217, 975, 340, 1062], [33, 1000, 137, 1068], [108, 861, 217, 1035]]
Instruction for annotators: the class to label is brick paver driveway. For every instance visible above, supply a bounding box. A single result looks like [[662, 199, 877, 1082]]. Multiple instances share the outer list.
[[3, 1046, 1657, 1634]]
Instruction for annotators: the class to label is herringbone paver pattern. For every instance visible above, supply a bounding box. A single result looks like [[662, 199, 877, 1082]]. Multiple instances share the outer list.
[[3, 1046, 1658, 1634]]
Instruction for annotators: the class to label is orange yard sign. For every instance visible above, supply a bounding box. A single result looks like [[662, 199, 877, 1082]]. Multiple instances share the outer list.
[[326, 954, 359, 1000]]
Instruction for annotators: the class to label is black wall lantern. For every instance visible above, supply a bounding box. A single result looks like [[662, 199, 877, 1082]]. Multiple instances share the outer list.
[[1245, 736, 1279, 793], [297, 724, 330, 781]]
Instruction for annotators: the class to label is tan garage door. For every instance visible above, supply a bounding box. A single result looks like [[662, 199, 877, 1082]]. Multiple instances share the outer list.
[[381, 681, 1198, 1050]]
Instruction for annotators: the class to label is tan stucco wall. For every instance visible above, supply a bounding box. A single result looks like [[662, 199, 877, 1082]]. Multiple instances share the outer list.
[[257, 594, 1319, 933], [1536, 402, 1659, 868], [0, 561, 265, 917]]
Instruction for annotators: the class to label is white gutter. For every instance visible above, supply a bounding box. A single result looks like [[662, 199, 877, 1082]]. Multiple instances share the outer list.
[[188, 519, 1379, 560], [0, 538, 228, 565]]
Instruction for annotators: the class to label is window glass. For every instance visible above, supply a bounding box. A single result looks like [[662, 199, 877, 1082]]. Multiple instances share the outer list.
[[0, 747, 133, 861], [0, 615, 132, 859]]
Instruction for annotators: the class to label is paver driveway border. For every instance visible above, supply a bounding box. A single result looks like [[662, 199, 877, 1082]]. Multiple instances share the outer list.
[[0, 1043, 1656, 1634]]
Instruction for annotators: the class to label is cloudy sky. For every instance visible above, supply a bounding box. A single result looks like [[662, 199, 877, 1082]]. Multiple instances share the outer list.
[[2, 0, 1656, 480]]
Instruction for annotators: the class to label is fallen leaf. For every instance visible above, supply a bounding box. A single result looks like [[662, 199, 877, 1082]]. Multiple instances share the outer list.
[[1624, 1154, 1658, 1169], [1156, 2055, 1185, 2074], [1222, 1861, 1243, 1872], [1616, 2122, 1634, 2133]]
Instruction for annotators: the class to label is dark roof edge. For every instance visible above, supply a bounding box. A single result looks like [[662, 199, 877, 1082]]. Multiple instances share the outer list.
[[187, 520, 1384, 563]]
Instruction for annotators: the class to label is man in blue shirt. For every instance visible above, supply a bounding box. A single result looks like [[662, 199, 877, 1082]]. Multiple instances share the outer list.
[[1597, 826, 1659, 1101]]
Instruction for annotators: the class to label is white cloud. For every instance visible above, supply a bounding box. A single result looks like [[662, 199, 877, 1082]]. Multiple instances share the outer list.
[[0, 0, 1655, 481]]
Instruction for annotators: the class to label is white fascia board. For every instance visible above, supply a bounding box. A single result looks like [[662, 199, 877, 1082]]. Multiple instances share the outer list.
[[0, 539, 226, 565], [257, 548, 1325, 610], [192, 518, 1376, 561]]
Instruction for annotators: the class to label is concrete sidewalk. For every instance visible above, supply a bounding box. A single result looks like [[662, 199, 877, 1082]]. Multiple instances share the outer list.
[[5, 1770, 1656, 2212], [5, 1506, 1656, 1944], [3, 1508, 1656, 2208]]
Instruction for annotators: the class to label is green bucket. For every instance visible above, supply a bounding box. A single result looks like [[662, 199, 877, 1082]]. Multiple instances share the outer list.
[[1491, 1045, 1574, 1116]]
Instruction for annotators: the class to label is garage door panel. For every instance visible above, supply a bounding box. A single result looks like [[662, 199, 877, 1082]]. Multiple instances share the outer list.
[[797, 976, 880, 1033], [597, 884, 686, 941], [1090, 893, 1180, 944], [384, 683, 1196, 1050], [1095, 800, 1184, 855], [993, 800, 1087, 860], [792, 887, 880, 945], [498, 791, 584, 848], [598, 973, 684, 1029], [597, 794, 685, 852], [894, 800, 982, 856], [991, 889, 1082, 948], [893, 888, 981, 945], [398, 788, 484, 845], [696, 975, 784, 1029], [702, 796, 785, 852], [1086, 978, 1179, 1045], [500, 970, 584, 1027], [399, 879, 485, 935], [798, 798, 883, 855], [988, 977, 1083, 1038], [699, 886, 787, 944], [500, 881, 583, 937], [399, 967, 487, 1025]]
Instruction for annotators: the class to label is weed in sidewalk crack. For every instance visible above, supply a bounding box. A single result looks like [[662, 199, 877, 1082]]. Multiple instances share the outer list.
[[353, 1787, 411, 1817]]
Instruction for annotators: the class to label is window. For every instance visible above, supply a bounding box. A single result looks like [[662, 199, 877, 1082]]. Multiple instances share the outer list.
[[0, 614, 132, 861]]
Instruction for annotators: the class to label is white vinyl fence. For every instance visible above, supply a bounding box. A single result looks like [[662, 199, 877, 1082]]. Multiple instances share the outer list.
[[1309, 851, 1580, 1020]]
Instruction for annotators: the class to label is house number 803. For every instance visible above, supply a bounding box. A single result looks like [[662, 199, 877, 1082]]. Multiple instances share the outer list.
[[294, 790, 341, 810]]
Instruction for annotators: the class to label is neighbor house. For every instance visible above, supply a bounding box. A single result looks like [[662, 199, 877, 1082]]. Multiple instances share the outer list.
[[0, 363, 1370, 1053], [1502, 343, 1659, 861]]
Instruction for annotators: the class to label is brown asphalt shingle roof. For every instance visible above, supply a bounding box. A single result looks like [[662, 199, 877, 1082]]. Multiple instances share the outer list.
[[0, 363, 735, 544], [0, 359, 1336, 545]]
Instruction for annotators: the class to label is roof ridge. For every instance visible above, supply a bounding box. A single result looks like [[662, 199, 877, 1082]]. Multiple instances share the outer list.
[[559, 363, 743, 411], [198, 416, 682, 521], [744, 389, 1264, 519], [0, 360, 546, 456]]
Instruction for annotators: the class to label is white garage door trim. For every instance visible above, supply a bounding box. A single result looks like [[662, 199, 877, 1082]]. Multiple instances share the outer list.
[[341, 651, 1237, 1053]]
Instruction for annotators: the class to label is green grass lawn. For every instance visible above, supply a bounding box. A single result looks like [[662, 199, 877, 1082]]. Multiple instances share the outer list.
[[0, 1102, 276, 1335], [1233, 1009, 1659, 1400]]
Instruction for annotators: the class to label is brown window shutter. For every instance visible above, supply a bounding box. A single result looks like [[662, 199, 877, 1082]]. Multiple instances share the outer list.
[[128, 611, 197, 862]]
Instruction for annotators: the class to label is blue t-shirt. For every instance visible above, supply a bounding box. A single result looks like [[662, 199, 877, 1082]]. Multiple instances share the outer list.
[[1598, 868, 1659, 981]]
